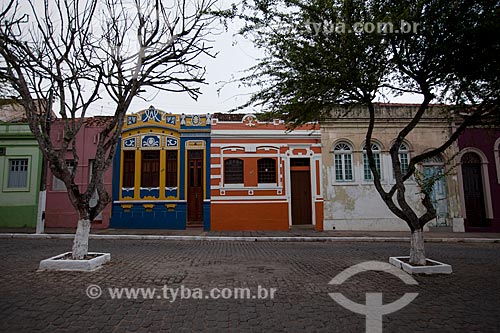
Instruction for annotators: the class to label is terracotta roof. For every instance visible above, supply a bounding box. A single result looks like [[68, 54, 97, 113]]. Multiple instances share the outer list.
[[83, 116, 114, 127], [212, 113, 247, 122]]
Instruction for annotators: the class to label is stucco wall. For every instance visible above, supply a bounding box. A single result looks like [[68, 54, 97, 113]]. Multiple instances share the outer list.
[[0, 123, 42, 227], [321, 105, 462, 231], [45, 119, 112, 228]]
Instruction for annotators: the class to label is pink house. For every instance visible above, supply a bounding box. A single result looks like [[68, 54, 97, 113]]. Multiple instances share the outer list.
[[45, 117, 113, 229]]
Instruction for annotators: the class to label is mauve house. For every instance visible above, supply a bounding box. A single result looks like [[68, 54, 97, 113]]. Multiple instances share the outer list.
[[457, 127, 500, 232], [45, 116, 113, 229]]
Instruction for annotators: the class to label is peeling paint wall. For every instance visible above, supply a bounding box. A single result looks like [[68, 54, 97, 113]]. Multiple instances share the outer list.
[[321, 104, 463, 231]]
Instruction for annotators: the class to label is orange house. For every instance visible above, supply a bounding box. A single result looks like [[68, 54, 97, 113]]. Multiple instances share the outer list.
[[210, 114, 323, 231]]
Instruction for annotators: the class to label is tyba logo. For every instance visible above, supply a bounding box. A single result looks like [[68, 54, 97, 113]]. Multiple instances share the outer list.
[[328, 261, 418, 333]]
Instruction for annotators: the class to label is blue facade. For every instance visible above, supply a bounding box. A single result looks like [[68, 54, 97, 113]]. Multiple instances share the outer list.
[[110, 107, 211, 230]]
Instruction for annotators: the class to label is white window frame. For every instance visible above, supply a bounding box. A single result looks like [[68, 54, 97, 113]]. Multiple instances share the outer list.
[[333, 142, 353, 182], [363, 143, 382, 181], [3, 157, 31, 192], [398, 143, 410, 176]]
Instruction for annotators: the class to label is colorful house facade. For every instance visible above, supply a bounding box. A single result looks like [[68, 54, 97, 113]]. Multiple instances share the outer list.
[[0, 103, 43, 228], [210, 114, 323, 231], [45, 116, 114, 228], [457, 127, 500, 232], [110, 107, 211, 229], [29, 104, 500, 233]]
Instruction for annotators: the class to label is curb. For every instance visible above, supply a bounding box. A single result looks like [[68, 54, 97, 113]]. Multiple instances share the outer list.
[[0, 233, 499, 243]]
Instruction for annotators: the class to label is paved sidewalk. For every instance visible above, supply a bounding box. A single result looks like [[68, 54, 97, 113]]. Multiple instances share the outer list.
[[1, 238, 499, 332], [1, 227, 500, 243]]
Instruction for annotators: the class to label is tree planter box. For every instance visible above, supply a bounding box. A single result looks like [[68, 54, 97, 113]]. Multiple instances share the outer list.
[[38, 252, 111, 272], [389, 256, 452, 275]]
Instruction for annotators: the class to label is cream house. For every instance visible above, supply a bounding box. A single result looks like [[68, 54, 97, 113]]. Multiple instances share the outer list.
[[321, 104, 464, 231]]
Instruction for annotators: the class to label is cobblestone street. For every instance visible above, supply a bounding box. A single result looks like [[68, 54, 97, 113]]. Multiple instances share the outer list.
[[1, 239, 499, 332]]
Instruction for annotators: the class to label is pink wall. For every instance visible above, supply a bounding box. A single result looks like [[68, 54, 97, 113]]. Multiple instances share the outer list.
[[45, 118, 113, 229]]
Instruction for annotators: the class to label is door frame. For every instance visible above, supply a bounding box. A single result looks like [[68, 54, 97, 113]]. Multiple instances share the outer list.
[[185, 145, 206, 224], [290, 168, 312, 225], [422, 160, 448, 226], [457, 148, 493, 223], [286, 156, 317, 228]]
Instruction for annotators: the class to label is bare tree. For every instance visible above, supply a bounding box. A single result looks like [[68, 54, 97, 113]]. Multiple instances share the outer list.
[[0, 0, 217, 259]]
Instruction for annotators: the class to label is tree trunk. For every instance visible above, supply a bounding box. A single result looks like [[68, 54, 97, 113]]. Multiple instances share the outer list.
[[409, 228, 426, 265], [35, 190, 46, 234], [72, 219, 91, 260]]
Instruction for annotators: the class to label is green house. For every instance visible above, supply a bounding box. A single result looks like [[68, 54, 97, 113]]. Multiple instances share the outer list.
[[0, 103, 42, 228]]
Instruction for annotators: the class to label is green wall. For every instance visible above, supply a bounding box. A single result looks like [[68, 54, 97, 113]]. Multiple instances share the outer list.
[[0, 123, 42, 228]]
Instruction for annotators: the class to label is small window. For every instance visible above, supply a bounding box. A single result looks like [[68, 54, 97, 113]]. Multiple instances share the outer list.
[[8, 158, 29, 188], [141, 150, 160, 188], [166, 150, 178, 187], [52, 160, 75, 191], [333, 142, 353, 181], [224, 158, 244, 184], [258, 158, 276, 183], [122, 151, 135, 188], [363, 143, 381, 180]]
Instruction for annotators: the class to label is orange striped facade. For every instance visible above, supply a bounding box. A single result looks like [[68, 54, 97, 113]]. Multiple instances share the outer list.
[[210, 114, 323, 231]]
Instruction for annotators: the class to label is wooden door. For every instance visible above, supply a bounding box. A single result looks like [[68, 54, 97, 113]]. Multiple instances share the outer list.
[[461, 152, 487, 226], [187, 150, 203, 224], [291, 170, 312, 225]]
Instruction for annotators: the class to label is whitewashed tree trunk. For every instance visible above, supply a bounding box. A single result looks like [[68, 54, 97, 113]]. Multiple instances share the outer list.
[[72, 219, 91, 260], [409, 228, 426, 265], [35, 190, 46, 234]]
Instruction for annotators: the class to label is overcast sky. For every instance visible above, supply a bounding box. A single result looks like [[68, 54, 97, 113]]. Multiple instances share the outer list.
[[85, 3, 421, 117], [88, 17, 262, 117]]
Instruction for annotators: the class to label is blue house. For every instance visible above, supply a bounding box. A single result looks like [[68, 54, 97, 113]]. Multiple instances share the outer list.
[[110, 106, 211, 230]]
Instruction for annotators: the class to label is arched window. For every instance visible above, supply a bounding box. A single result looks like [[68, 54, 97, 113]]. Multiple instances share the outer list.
[[363, 143, 381, 180], [224, 158, 244, 184], [399, 143, 410, 175], [333, 142, 353, 181], [257, 158, 276, 183]]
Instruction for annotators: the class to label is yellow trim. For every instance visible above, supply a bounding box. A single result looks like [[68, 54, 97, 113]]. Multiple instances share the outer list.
[[119, 150, 124, 200], [143, 204, 154, 212], [121, 204, 133, 212], [184, 146, 206, 201], [176, 149, 180, 200], [202, 148, 208, 198], [184, 149, 188, 201], [159, 149, 166, 200], [134, 150, 141, 200]]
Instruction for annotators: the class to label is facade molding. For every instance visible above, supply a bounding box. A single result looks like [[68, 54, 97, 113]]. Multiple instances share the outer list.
[[456, 147, 494, 220], [494, 137, 500, 184]]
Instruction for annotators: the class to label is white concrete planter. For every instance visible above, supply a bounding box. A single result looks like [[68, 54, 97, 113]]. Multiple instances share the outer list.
[[38, 252, 111, 272], [389, 256, 452, 275]]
